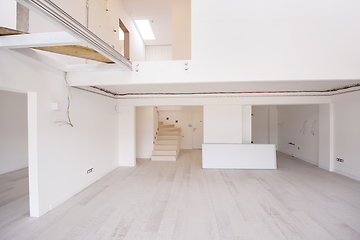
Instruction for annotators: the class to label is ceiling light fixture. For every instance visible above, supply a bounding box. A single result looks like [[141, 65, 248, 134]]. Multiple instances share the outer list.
[[135, 20, 155, 40]]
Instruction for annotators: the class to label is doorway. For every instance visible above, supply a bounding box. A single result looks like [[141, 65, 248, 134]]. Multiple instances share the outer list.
[[0, 89, 38, 217]]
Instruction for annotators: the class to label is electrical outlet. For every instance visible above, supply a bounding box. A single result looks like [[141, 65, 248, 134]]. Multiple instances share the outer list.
[[87, 168, 93, 174], [336, 158, 344, 163]]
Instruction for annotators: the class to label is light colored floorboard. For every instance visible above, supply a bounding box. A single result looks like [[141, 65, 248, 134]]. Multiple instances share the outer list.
[[0, 151, 360, 240]]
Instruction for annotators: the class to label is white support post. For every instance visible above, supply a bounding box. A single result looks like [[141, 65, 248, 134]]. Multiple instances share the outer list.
[[118, 106, 136, 166], [242, 105, 252, 144], [27, 92, 40, 217], [318, 104, 333, 171]]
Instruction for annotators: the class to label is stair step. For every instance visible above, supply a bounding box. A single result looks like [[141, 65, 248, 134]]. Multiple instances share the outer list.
[[157, 136, 179, 140], [151, 155, 176, 161], [154, 144, 179, 150], [159, 124, 175, 128], [158, 132, 180, 136], [159, 128, 180, 132], [156, 140, 178, 145], [152, 150, 177, 156]]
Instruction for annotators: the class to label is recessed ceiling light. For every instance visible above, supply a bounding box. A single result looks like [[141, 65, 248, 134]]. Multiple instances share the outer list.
[[135, 20, 155, 40]]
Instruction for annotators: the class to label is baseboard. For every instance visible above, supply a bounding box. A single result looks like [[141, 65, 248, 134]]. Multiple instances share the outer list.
[[333, 169, 360, 182], [318, 164, 330, 171], [277, 150, 318, 165], [44, 166, 118, 216], [0, 164, 28, 175]]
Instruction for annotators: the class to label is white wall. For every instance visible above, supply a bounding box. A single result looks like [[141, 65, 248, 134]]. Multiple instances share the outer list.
[[136, 107, 155, 158], [0, 49, 119, 217], [278, 105, 319, 165], [331, 91, 360, 181], [204, 105, 242, 144], [0, 0, 16, 29], [158, 110, 196, 149], [192, 0, 360, 81], [0, 90, 28, 175], [146, 45, 173, 61]]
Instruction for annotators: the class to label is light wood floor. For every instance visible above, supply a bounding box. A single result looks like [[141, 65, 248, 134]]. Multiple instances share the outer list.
[[1, 150, 360, 240]]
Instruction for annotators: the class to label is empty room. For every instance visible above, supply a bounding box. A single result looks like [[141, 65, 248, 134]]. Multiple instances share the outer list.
[[1, 0, 360, 239]]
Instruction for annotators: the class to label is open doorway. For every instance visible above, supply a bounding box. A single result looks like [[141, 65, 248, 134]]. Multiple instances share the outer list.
[[252, 105, 319, 165], [0, 89, 29, 219], [157, 106, 203, 150]]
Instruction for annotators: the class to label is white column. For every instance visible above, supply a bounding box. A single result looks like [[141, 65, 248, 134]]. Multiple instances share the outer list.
[[269, 106, 278, 149], [136, 107, 155, 159], [242, 105, 252, 144], [118, 106, 136, 166], [318, 104, 332, 171], [28, 92, 40, 217]]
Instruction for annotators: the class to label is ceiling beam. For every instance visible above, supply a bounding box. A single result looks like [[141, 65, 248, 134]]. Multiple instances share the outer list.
[[11, 48, 68, 72], [16, 0, 132, 70], [0, 32, 80, 49]]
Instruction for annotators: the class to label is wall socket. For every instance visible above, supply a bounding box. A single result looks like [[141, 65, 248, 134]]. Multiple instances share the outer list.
[[336, 158, 344, 163], [87, 168, 93, 174]]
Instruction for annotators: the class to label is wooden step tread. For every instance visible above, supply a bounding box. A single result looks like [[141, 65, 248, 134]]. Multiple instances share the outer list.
[[152, 150, 177, 156], [151, 155, 176, 161], [157, 136, 179, 140], [156, 140, 179, 144]]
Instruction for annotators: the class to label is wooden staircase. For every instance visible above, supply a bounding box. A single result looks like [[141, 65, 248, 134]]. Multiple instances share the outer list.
[[151, 122, 181, 161]]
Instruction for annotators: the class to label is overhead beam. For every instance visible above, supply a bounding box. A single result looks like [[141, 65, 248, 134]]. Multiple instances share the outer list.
[[34, 45, 114, 63], [16, 0, 132, 70], [0, 32, 81, 49], [11, 48, 68, 71]]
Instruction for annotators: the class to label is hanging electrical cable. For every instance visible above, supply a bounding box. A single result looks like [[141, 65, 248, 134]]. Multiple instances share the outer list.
[[311, 120, 318, 136], [55, 72, 74, 127], [114, 99, 121, 113], [300, 120, 307, 134]]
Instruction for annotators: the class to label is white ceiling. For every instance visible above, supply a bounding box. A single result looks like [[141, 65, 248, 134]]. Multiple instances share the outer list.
[[122, 0, 172, 46]]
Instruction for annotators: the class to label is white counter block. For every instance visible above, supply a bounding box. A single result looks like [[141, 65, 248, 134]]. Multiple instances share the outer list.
[[202, 144, 277, 169]]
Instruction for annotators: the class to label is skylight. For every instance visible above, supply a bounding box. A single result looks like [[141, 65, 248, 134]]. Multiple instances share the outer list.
[[135, 20, 155, 40]]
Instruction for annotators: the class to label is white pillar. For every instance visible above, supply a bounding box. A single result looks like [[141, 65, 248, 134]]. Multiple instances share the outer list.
[[242, 105, 252, 144], [28, 92, 40, 217], [269, 106, 278, 149], [118, 106, 136, 166], [318, 104, 333, 171]]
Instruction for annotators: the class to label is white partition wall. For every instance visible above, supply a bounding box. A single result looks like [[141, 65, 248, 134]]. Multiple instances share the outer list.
[[202, 144, 277, 169], [203, 105, 276, 169]]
